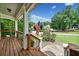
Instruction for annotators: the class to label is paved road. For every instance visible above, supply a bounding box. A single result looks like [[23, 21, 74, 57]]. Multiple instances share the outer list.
[[53, 32, 79, 36]]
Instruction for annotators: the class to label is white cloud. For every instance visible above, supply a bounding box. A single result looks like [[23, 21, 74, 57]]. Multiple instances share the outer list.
[[30, 14, 51, 23], [50, 5, 56, 14], [65, 3, 74, 6], [52, 5, 56, 9]]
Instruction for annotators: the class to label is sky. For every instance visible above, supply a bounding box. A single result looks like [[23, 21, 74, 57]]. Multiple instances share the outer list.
[[29, 3, 78, 23]]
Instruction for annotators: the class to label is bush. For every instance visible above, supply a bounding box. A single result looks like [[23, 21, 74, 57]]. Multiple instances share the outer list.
[[42, 30, 56, 42], [31, 39, 34, 47]]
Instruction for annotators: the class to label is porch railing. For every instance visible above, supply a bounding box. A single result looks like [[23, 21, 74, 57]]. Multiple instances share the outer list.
[[0, 30, 42, 50], [16, 31, 23, 48], [0, 30, 15, 39], [0, 30, 23, 47], [27, 33, 42, 50], [64, 43, 79, 56]]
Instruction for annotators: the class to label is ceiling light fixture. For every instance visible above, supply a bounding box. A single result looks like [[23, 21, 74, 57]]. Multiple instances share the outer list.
[[7, 8, 12, 13]]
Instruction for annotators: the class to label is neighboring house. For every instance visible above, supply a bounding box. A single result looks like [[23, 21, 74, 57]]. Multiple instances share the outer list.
[[72, 24, 79, 29]]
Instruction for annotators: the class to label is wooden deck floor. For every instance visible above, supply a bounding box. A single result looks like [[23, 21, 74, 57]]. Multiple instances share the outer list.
[[0, 37, 46, 56]]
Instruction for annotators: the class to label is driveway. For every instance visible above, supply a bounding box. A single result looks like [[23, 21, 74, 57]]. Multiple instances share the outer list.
[[41, 41, 64, 56]]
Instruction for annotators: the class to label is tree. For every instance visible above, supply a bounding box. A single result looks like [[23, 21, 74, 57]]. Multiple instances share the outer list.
[[18, 19, 24, 32], [75, 5, 79, 24], [0, 18, 15, 36], [51, 5, 79, 31], [29, 21, 34, 32]]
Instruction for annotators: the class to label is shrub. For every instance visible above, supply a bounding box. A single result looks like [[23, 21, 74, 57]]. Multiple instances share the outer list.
[[42, 30, 56, 42]]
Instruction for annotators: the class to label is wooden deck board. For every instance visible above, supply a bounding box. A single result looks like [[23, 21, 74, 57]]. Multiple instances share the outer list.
[[5, 39, 10, 56], [2, 39, 8, 56], [28, 49, 46, 56], [29, 50, 38, 56], [9, 39, 14, 56], [13, 39, 23, 56], [0, 39, 5, 56], [0, 40, 3, 55], [12, 39, 19, 56], [21, 50, 28, 56], [0, 37, 46, 56], [25, 50, 32, 56]]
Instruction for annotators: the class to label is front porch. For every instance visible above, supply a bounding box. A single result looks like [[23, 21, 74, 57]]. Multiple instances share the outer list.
[[0, 3, 47, 56], [0, 36, 46, 56]]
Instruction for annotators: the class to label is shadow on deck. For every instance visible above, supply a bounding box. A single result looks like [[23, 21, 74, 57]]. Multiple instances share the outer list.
[[0, 37, 47, 56]]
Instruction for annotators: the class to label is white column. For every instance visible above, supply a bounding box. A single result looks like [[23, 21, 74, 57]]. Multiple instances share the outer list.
[[23, 7, 29, 49], [15, 20, 18, 38]]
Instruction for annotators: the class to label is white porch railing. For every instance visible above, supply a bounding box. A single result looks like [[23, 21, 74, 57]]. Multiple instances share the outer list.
[[27, 33, 42, 50]]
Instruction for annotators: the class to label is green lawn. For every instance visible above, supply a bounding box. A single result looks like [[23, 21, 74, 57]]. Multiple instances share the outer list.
[[55, 35, 79, 44]]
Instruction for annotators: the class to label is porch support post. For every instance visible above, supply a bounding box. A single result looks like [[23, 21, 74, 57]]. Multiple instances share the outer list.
[[15, 20, 18, 38], [63, 43, 69, 56], [23, 6, 29, 49]]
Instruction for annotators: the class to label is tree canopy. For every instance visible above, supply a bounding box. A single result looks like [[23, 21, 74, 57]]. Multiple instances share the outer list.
[[51, 5, 79, 31]]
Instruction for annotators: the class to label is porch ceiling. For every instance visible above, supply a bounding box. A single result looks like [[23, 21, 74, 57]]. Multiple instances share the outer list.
[[0, 3, 23, 17], [0, 3, 37, 20]]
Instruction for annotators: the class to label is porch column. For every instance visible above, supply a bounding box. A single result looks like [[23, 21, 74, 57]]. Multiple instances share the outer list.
[[15, 20, 18, 38], [23, 7, 29, 49]]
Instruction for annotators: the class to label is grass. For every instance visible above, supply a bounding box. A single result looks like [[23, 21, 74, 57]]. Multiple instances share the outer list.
[[55, 35, 79, 44]]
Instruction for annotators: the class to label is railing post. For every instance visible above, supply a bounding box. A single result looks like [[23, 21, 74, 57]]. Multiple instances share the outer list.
[[27, 33, 31, 50], [17, 31, 21, 45], [39, 39, 42, 50], [15, 20, 18, 38], [63, 43, 69, 56]]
